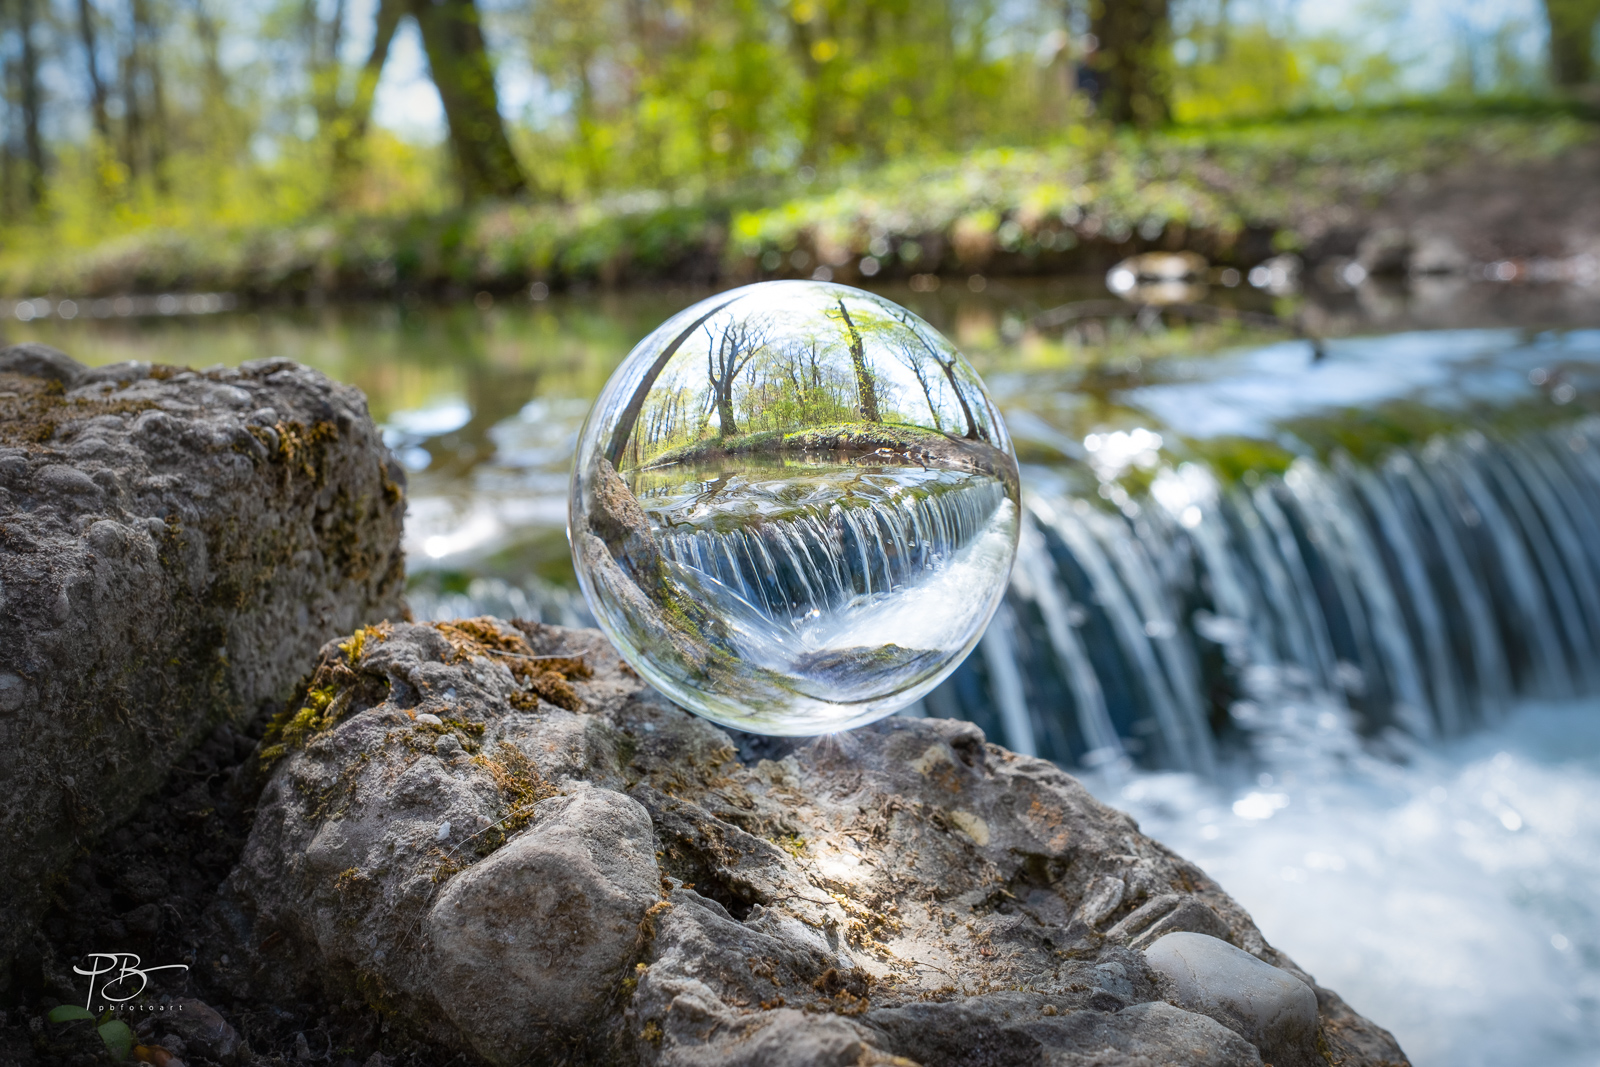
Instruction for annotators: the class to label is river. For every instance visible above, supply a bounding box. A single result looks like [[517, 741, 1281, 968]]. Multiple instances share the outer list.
[[10, 275, 1600, 1066]]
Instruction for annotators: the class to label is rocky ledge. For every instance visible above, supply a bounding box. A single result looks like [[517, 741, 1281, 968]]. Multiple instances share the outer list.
[[0, 344, 407, 988], [205, 617, 1408, 1067]]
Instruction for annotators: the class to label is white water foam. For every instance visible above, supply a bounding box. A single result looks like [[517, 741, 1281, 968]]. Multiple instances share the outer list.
[[1085, 698, 1600, 1067], [669, 497, 1018, 676], [795, 496, 1018, 656]]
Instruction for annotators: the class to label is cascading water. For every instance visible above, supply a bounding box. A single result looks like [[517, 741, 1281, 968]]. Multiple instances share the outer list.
[[655, 474, 1007, 623], [918, 415, 1600, 1067], [619, 410, 1600, 1065], [635, 464, 1018, 708], [937, 418, 1600, 769]]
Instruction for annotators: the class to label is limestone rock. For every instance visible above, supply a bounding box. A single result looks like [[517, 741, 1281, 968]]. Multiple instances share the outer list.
[[0, 346, 407, 985], [0, 341, 88, 385], [588, 457, 665, 587], [212, 617, 1408, 1067], [163, 998, 245, 1063], [430, 786, 662, 1062], [1145, 931, 1321, 1067]]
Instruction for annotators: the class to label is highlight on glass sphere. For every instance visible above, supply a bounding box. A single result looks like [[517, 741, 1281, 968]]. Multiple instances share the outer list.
[[569, 280, 1020, 735]]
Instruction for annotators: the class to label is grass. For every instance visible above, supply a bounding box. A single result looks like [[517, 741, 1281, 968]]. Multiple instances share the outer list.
[[641, 420, 952, 467], [0, 104, 1592, 300]]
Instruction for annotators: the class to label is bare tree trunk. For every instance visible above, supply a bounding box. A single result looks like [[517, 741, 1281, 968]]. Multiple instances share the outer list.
[[913, 367, 940, 430], [329, 0, 403, 193], [716, 390, 739, 437], [187, 0, 235, 178], [77, 0, 112, 146], [409, 0, 527, 201], [894, 310, 979, 440], [935, 358, 980, 440], [606, 298, 739, 467], [1088, 0, 1171, 126], [834, 299, 879, 423], [131, 0, 168, 192], [118, 37, 141, 183], [17, 0, 45, 206], [189, 0, 228, 97], [303, 0, 348, 134], [1, 18, 13, 219], [708, 331, 740, 436], [1543, 0, 1600, 87]]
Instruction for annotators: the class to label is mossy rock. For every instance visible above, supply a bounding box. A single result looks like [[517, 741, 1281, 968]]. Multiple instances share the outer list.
[[0, 345, 407, 987]]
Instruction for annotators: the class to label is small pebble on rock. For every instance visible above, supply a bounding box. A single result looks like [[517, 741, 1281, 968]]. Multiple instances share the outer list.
[[1144, 931, 1320, 1067]]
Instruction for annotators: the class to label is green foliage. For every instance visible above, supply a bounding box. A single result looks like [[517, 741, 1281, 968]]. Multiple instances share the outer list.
[[1543, 0, 1600, 85], [728, 107, 1593, 268], [506, 0, 1074, 194], [2, 0, 1595, 290], [1179, 435, 1296, 484], [46, 1005, 95, 1023], [97, 1020, 135, 1060], [3, 107, 1588, 299], [46, 1006, 135, 1060]]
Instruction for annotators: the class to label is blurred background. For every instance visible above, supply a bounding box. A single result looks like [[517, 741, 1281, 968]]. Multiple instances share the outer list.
[[4, 2, 1600, 1066]]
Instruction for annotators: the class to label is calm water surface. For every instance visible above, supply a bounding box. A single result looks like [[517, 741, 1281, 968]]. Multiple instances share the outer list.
[[11, 278, 1600, 1067]]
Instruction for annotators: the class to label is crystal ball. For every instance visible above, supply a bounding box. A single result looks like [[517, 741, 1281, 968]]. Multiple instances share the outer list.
[[569, 280, 1019, 735]]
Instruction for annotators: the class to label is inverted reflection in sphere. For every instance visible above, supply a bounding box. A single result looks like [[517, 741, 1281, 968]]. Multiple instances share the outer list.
[[569, 281, 1020, 735]]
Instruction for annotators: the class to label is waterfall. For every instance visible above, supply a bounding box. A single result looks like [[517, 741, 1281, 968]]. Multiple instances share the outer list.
[[940, 416, 1600, 770], [656, 477, 1009, 625]]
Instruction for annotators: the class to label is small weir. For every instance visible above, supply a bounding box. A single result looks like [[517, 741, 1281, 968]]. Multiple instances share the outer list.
[[656, 477, 1009, 624], [933, 416, 1600, 772]]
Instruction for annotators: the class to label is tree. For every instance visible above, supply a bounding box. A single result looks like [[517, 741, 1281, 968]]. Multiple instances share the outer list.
[[1087, 0, 1172, 126], [302, 0, 350, 158], [188, 0, 231, 128], [16, 0, 46, 206], [704, 313, 771, 437], [411, 0, 528, 200], [77, 0, 111, 149], [892, 311, 982, 441], [130, 0, 169, 192], [887, 334, 943, 431], [328, 0, 404, 196], [1544, 0, 1600, 87], [831, 298, 879, 423], [605, 297, 739, 466]]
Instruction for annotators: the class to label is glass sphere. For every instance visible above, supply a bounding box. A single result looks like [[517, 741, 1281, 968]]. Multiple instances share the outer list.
[[569, 281, 1019, 735]]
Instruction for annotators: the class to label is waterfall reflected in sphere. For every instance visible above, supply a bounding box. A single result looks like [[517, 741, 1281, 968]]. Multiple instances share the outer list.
[[570, 281, 1020, 735]]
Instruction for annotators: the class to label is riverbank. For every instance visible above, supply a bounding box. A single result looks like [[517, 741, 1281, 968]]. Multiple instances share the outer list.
[[2, 104, 1596, 303]]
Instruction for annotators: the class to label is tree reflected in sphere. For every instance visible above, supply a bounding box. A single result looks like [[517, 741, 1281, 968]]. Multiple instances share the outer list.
[[569, 281, 1020, 735]]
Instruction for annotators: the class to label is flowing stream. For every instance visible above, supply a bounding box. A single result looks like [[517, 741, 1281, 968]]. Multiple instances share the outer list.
[[957, 420, 1600, 766], [647, 466, 1009, 621], [13, 283, 1600, 1066], [935, 421, 1600, 1066]]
